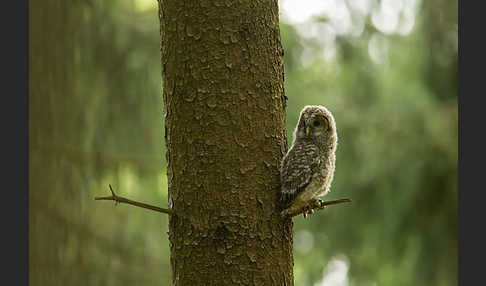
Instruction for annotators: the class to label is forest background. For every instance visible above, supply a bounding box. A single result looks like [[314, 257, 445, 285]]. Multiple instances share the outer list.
[[29, 0, 457, 285]]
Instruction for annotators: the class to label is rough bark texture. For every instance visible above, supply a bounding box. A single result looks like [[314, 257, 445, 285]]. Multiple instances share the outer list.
[[158, 0, 293, 285]]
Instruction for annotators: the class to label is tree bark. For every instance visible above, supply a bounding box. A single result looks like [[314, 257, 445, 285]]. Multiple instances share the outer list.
[[158, 0, 293, 285]]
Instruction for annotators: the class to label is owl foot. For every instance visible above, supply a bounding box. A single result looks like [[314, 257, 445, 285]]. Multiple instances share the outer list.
[[302, 205, 315, 219], [319, 200, 327, 208], [314, 199, 327, 209]]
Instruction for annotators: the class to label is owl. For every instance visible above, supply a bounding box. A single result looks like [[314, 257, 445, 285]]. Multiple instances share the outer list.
[[280, 105, 338, 218]]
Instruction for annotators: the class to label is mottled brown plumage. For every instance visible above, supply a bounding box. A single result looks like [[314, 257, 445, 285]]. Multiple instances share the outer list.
[[280, 105, 338, 218]]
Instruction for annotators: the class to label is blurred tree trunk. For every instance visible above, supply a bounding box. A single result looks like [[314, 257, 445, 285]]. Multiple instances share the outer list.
[[158, 0, 293, 284]]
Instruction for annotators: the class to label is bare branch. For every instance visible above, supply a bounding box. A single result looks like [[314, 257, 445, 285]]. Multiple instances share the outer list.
[[95, 184, 173, 215]]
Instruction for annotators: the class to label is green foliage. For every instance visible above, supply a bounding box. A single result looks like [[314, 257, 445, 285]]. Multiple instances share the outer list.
[[30, 0, 456, 285], [282, 2, 457, 285]]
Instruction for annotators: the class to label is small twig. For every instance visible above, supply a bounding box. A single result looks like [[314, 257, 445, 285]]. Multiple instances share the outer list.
[[313, 198, 352, 209], [95, 184, 173, 215], [282, 198, 352, 218]]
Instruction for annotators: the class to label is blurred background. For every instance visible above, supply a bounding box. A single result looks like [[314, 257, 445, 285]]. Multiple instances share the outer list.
[[29, 0, 457, 285]]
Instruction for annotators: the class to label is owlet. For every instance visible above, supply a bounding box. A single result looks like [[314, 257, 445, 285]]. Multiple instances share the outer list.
[[280, 105, 338, 218]]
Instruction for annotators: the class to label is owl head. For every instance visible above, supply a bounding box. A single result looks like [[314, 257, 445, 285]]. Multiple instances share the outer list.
[[293, 105, 337, 147]]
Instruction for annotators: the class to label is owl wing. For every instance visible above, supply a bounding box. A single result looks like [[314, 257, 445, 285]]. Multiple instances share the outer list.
[[280, 142, 320, 207]]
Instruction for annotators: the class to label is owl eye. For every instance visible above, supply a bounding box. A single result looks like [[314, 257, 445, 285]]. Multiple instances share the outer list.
[[313, 120, 320, 127]]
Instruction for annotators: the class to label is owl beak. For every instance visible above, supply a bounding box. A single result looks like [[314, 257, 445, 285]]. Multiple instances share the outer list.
[[305, 126, 310, 137]]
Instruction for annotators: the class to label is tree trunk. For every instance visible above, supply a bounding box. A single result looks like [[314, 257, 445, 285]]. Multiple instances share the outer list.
[[158, 0, 293, 285]]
